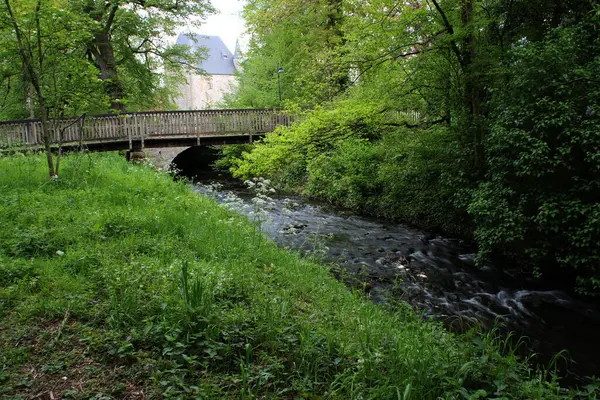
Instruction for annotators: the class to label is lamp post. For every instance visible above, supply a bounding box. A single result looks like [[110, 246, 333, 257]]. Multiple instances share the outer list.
[[277, 66, 284, 102]]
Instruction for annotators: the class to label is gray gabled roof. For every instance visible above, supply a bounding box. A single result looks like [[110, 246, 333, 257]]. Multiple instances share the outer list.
[[176, 34, 236, 75]]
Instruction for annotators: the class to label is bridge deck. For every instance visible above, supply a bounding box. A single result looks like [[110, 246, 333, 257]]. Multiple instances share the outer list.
[[0, 109, 290, 150]]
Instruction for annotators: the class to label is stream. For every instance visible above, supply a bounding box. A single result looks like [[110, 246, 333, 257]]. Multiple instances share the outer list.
[[192, 173, 600, 382]]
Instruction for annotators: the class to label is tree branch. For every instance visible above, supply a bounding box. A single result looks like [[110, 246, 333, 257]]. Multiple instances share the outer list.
[[350, 49, 429, 85], [428, 0, 464, 68], [105, 2, 119, 32], [130, 47, 204, 73], [347, 30, 446, 65]]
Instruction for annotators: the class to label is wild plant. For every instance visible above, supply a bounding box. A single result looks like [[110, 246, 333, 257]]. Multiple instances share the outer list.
[[304, 230, 333, 262], [215, 177, 277, 255], [178, 261, 215, 327], [166, 162, 183, 177], [244, 177, 276, 237]]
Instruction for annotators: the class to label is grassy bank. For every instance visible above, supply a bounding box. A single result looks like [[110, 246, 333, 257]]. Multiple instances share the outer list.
[[0, 153, 588, 399]]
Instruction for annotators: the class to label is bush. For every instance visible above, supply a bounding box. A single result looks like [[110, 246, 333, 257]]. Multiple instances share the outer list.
[[375, 126, 471, 235], [306, 138, 380, 209], [230, 100, 387, 184], [469, 22, 600, 294], [230, 103, 471, 235], [214, 144, 254, 171]]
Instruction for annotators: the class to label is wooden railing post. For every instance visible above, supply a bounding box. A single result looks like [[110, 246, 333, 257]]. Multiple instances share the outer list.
[[140, 114, 145, 150], [130, 114, 136, 150], [25, 120, 32, 145]]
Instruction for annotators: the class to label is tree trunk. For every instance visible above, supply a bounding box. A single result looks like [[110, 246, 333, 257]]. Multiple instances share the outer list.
[[88, 31, 126, 112], [38, 101, 56, 176], [326, 0, 348, 94], [461, 0, 485, 167], [5, 0, 55, 176]]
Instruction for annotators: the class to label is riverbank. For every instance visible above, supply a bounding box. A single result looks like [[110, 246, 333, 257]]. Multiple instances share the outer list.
[[193, 173, 600, 382], [0, 153, 590, 398]]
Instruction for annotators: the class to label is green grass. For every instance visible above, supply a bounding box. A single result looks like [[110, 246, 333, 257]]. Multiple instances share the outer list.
[[0, 152, 590, 399]]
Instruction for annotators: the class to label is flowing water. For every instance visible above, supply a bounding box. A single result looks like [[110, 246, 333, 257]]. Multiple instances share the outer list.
[[193, 174, 600, 382]]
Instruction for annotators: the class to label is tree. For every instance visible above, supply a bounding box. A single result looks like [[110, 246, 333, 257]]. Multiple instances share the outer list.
[[1, 0, 105, 176], [71, 0, 214, 112], [225, 0, 348, 108], [1, 0, 215, 120], [469, 17, 600, 294], [229, 0, 600, 294]]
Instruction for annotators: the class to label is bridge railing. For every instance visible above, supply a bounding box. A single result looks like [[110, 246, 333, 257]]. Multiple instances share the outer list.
[[0, 109, 292, 148]]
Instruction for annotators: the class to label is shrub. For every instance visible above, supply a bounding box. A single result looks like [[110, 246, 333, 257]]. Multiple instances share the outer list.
[[306, 138, 380, 209], [469, 22, 600, 294], [376, 126, 471, 235]]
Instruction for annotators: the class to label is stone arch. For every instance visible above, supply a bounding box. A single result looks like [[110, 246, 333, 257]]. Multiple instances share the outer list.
[[143, 147, 187, 170], [167, 146, 221, 178]]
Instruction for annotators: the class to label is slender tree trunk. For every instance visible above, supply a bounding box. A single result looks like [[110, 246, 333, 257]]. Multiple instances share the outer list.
[[432, 0, 486, 168], [461, 0, 478, 116], [461, 0, 485, 167], [326, 0, 348, 94], [5, 0, 55, 177], [22, 69, 28, 118], [38, 101, 56, 176], [29, 92, 35, 119]]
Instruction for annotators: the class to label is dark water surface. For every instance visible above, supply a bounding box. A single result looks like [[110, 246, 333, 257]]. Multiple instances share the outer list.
[[193, 174, 600, 382]]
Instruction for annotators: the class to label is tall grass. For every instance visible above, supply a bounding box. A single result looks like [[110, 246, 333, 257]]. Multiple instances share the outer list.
[[0, 152, 587, 398]]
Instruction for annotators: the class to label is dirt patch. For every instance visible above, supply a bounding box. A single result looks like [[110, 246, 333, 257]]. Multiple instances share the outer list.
[[1, 318, 149, 399]]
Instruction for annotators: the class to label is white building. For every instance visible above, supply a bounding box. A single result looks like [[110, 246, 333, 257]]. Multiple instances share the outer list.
[[174, 34, 241, 110]]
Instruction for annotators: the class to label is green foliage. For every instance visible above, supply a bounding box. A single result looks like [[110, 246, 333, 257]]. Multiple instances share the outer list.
[[0, 0, 108, 120], [375, 126, 471, 234], [306, 138, 380, 209], [214, 144, 254, 171], [0, 152, 586, 398], [231, 100, 386, 181], [231, 101, 470, 234], [0, 0, 213, 119], [224, 0, 349, 108], [228, 0, 600, 294], [469, 20, 600, 294]]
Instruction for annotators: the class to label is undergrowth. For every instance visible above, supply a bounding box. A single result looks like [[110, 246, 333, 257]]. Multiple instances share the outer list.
[[0, 152, 594, 399]]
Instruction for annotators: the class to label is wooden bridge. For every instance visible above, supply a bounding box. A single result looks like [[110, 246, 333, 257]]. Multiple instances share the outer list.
[[0, 109, 292, 152]]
